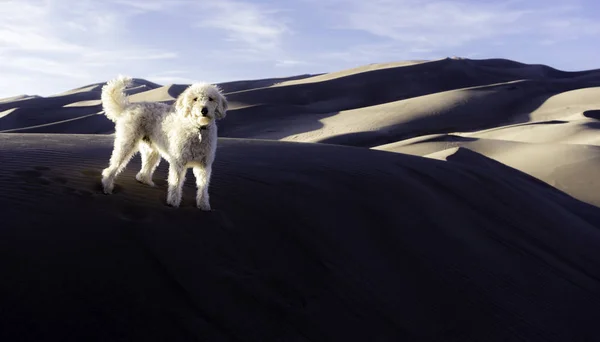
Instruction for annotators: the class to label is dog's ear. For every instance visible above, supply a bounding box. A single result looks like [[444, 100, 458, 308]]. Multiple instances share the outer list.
[[216, 93, 228, 120], [175, 90, 192, 117]]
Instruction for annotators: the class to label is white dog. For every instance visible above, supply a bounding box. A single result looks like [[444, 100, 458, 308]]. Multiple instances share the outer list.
[[100, 75, 228, 210]]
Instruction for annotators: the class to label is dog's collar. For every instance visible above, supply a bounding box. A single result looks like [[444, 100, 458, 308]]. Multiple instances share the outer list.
[[196, 124, 210, 131]]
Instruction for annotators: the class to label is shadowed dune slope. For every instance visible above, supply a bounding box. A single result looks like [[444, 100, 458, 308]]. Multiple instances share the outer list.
[[371, 85, 600, 207], [2, 134, 600, 341]]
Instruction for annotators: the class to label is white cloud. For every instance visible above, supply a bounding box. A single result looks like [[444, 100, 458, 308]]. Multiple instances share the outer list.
[[82, 50, 178, 62], [539, 39, 557, 46], [0, 0, 298, 97], [313, 0, 600, 49], [315, 41, 435, 67], [108, 0, 195, 13], [0, 29, 84, 52], [109, 0, 174, 11], [6, 57, 92, 79], [275, 60, 312, 67], [193, 0, 291, 53], [0, 0, 186, 97]]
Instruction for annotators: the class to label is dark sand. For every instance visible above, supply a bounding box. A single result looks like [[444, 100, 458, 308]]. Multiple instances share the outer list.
[[2, 134, 600, 341]]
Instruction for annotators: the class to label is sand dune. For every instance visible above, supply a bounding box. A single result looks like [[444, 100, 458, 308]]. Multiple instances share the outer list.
[[0, 94, 41, 104], [2, 134, 600, 341], [377, 136, 600, 207], [2, 57, 600, 341], [3, 57, 599, 144]]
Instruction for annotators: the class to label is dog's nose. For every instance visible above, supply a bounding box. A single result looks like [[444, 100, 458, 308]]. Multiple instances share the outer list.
[[201, 107, 208, 116]]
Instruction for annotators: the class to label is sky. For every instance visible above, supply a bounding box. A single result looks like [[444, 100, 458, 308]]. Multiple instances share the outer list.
[[0, 0, 599, 98]]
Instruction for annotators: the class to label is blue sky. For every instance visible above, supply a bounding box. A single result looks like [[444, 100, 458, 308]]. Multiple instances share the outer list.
[[1, 0, 599, 98]]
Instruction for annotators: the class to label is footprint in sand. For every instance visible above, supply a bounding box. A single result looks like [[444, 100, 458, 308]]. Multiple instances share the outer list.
[[14, 169, 51, 185], [81, 169, 101, 177], [119, 204, 150, 222], [13, 166, 98, 199]]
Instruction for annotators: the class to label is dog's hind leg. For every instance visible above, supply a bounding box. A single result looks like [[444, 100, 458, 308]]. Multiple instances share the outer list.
[[166, 163, 186, 207], [136, 142, 160, 186], [193, 165, 212, 211], [101, 136, 139, 194]]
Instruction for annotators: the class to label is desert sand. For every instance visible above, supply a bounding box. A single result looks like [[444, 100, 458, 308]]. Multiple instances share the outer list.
[[2, 57, 600, 341]]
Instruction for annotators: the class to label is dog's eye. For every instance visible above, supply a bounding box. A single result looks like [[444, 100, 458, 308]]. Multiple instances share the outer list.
[[192, 97, 198, 102], [208, 97, 214, 102]]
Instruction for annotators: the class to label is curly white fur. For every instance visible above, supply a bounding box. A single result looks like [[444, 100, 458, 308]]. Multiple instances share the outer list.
[[101, 75, 132, 122], [100, 75, 228, 210]]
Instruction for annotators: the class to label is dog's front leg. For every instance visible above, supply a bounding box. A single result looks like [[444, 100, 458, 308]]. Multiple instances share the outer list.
[[166, 163, 186, 207], [193, 165, 212, 211]]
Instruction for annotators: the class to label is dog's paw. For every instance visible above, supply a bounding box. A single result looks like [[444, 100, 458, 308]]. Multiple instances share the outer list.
[[166, 197, 181, 208], [101, 179, 114, 194], [135, 173, 155, 187], [197, 202, 211, 211]]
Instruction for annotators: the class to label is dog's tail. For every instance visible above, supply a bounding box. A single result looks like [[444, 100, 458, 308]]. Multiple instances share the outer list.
[[101, 75, 132, 122]]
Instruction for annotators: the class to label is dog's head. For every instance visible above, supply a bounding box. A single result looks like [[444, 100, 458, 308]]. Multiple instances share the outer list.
[[175, 83, 228, 129]]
